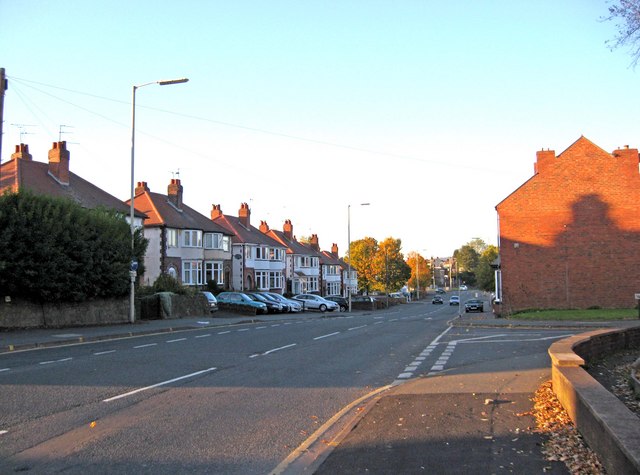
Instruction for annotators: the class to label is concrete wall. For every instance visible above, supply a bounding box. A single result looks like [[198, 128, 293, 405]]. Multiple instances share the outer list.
[[549, 327, 640, 474]]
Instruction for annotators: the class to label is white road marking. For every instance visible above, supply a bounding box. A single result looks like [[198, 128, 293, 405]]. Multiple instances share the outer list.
[[39, 357, 72, 365], [167, 338, 187, 343], [0, 430, 7, 435], [0, 368, 10, 372], [195, 334, 211, 338], [134, 343, 157, 349], [313, 332, 340, 340], [284, 322, 293, 325], [103, 367, 217, 402], [271, 324, 281, 327], [394, 326, 453, 383], [237, 329, 249, 332], [256, 326, 267, 330], [197, 321, 209, 325], [217, 331, 231, 335], [374, 321, 384, 325], [348, 325, 367, 331], [94, 350, 116, 356]]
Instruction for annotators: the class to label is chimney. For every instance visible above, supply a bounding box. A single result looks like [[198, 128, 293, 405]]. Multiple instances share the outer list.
[[135, 181, 150, 195], [259, 220, 270, 233], [210, 204, 223, 220], [309, 233, 320, 251], [11, 143, 32, 161], [167, 178, 183, 209], [331, 243, 339, 257], [48, 141, 70, 185], [239, 202, 251, 228], [283, 219, 293, 240], [534, 148, 555, 175], [613, 145, 639, 174]]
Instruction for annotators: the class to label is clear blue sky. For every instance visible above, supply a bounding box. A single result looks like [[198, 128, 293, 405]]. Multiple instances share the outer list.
[[1, 1, 636, 258]]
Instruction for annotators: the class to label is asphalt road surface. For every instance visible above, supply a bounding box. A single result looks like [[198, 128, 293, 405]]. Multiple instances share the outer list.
[[0, 295, 573, 474]]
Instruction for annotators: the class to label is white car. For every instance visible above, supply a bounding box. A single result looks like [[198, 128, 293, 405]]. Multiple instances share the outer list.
[[292, 294, 339, 312], [460, 285, 468, 291]]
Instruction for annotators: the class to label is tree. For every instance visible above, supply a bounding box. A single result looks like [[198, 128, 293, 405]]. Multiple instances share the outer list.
[[454, 245, 480, 274], [406, 251, 431, 292], [476, 245, 499, 292], [346, 237, 378, 294], [372, 237, 411, 293], [0, 191, 148, 303], [605, 0, 640, 66]]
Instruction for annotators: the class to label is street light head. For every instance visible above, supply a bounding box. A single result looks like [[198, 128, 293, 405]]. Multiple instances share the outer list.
[[158, 78, 189, 86], [361, 202, 370, 206]]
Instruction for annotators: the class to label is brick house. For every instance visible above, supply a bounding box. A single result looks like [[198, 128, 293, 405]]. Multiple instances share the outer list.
[[130, 179, 233, 287], [261, 220, 322, 295], [0, 142, 145, 226], [210, 203, 287, 293], [495, 136, 640, 313]]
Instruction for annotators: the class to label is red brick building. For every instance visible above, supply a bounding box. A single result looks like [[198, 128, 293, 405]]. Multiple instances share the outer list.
[[495, 136, 640, 313]]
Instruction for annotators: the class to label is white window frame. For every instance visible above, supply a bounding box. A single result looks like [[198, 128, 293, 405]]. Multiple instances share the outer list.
[[269, 271, 283, 289], [182, 230, 202, 248], [204, 232, 224, 249], [182, 260, 203, 285], [255, 271, 268, 290], [204, 261, 224, 285], [167, 228, 178, 248], [308, 276, 319, 292]]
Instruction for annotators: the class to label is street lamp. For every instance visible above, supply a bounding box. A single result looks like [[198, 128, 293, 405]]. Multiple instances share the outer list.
[[347, 202, 370, 312], [129, 77, 188, 324]]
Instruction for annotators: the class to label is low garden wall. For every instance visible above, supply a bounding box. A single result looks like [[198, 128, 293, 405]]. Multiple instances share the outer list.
[[548, 327, 640, 475]]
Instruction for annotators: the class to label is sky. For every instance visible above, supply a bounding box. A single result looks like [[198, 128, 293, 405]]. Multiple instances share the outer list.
[[1, 1, 638, 260]]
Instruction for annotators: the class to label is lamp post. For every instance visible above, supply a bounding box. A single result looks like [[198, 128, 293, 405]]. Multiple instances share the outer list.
[[129, 77, 188, 324], [347, 202, 370, 312]]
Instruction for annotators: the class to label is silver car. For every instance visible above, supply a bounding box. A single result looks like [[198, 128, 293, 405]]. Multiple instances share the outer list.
[[262, 292, 303, 313], [292, 294, 339, 312]]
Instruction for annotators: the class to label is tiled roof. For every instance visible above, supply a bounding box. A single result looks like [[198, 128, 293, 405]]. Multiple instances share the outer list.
[[0, 157, 144, 218], [131, 190, 231, 234], [212, 214, 285, 247], [267, 229, 323, 256]]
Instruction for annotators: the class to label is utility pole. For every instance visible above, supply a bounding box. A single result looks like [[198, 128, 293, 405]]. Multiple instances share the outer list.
[[0, 68, 7, 163]]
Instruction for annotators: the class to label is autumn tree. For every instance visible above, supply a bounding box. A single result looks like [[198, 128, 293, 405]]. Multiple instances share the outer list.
[[406, 251, 431, 292], [346, 237, 378, 294], [372, 237, 411, 293]]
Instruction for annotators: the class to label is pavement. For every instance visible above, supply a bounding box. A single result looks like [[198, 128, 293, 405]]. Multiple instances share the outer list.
[[2, 303, 639, 474]]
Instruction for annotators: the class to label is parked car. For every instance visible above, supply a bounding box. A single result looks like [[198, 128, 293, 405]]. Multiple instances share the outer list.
[[436, 288, 446, 294], [247, 292, 284, 313], [464, 299, 484, 313], [261, 292, 303, 313], [325, 295, 348, 311], [292, 294, 339, 312], [432, 295, 444, 304], [449, 295, 460, 306], [201, 291, 218, 313], [460, 285, 468, 291], [351, 295, 375, 303], [216, 292, 268, 314]]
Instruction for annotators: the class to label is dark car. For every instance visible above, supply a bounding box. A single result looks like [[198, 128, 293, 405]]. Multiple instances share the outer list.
[[464, 299, 484, 313], [436, 288, 446, 294], [325, 296, 348, 311], [431, 295, 444, 304], [247, 292, 284, 313], [201, 291, 218, 313]]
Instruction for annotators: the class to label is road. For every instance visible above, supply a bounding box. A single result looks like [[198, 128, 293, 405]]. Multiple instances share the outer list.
[[0, 295, 573, 473]]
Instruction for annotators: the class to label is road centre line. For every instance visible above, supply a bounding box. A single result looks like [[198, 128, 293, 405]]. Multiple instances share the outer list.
[[348, 325, 367, 331], [195, 334, 211, 338], [256, 326, 267, 329], [94, 350, 116, 355], [134, 343, 157, 349], [167, 338, 187, 343], [313, 332, 340, 340], [217, 331, 231, 335], [264, 343, 297, 355], [39, 357, 72, 365], [103, 367, 217, 402], [237, 328, 249, 332], [0, 430, 7, 435], [0, 368, 10, 372]]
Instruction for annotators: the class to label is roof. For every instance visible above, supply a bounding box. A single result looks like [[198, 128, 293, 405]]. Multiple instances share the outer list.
[[212, 214, 285, 247], [131, 190, 231, 234], [320, 249, 344, 266], [266, 228, 323, 256], [0, 157, 145, 218]]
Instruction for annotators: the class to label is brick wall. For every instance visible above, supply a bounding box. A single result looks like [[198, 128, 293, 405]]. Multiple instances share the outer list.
[[497, 137, 640, 313]]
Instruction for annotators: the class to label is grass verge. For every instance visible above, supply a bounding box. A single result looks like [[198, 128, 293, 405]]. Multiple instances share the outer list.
[[511, 308, 638, 321]]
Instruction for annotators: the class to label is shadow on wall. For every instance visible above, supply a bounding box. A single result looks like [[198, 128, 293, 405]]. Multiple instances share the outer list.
[[500, 194, 640, 313]]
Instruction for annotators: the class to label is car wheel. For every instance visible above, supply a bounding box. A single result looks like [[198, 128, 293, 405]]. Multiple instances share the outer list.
[[319, 304, 327, 312]]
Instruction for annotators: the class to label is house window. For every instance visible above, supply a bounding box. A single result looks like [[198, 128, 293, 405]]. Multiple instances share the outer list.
[[245, 245, 252, 259], [167, 228, 178, 248], [308, 277, 319, 292], [256, 247, 268, 260], [204, 233, 224, 249], [255, 271, 268, 290], [182, 260, 202, 285], [182, 230, 202, 248], [205, 261, 224, 285], [269, 271, 283, 289], [297, 256, 312, 267], [311, 257, 319, 268], [222, 236, 230, 251], [327, 282, 340, 295], [269, 248, 284, 261]]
